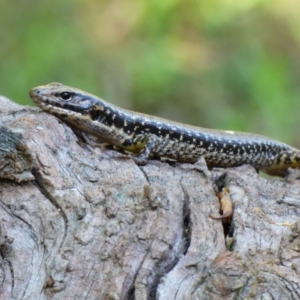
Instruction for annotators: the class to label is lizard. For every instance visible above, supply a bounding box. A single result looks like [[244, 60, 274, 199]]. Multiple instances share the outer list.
[[29, 82, 300, 177]]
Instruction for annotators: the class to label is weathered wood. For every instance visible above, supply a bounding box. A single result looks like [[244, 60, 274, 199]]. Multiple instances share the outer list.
[[0, 95, 300, 300]]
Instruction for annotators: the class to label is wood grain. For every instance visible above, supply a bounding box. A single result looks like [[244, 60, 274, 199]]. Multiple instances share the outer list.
[[1, 96, 300, 299]]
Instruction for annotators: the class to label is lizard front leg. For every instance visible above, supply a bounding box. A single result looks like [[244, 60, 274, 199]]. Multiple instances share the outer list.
[[132, 134, 159, 165]]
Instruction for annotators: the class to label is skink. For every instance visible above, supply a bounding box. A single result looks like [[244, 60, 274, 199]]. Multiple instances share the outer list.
[[30, 83, 300, 176]]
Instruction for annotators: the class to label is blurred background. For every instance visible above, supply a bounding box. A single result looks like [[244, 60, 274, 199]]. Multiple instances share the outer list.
[[1, 0, 300, 146]]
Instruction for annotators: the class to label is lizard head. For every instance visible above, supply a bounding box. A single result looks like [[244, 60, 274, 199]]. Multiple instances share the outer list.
[[30, 82, 99, 112], [29, 83, 117, 124], [30, 83, 125, 138]]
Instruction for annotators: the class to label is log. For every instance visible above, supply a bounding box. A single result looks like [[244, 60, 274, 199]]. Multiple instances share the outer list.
[[1, 95, 300, 300]]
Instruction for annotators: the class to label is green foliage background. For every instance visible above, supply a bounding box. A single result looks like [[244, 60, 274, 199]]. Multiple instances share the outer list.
[[1, 0, 300, 147]]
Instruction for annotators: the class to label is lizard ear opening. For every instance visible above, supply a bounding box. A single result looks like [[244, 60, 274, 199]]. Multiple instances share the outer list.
[[89, 108, 105, 122]]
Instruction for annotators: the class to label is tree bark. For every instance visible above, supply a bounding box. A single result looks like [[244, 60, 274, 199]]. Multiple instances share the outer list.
[[1, 95, 300, 300]]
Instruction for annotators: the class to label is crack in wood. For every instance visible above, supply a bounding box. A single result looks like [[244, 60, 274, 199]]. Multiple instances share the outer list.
[[31, 168, 68, 251]]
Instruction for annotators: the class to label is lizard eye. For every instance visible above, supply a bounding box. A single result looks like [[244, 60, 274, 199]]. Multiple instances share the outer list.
[[59, 92, 73, 101]]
